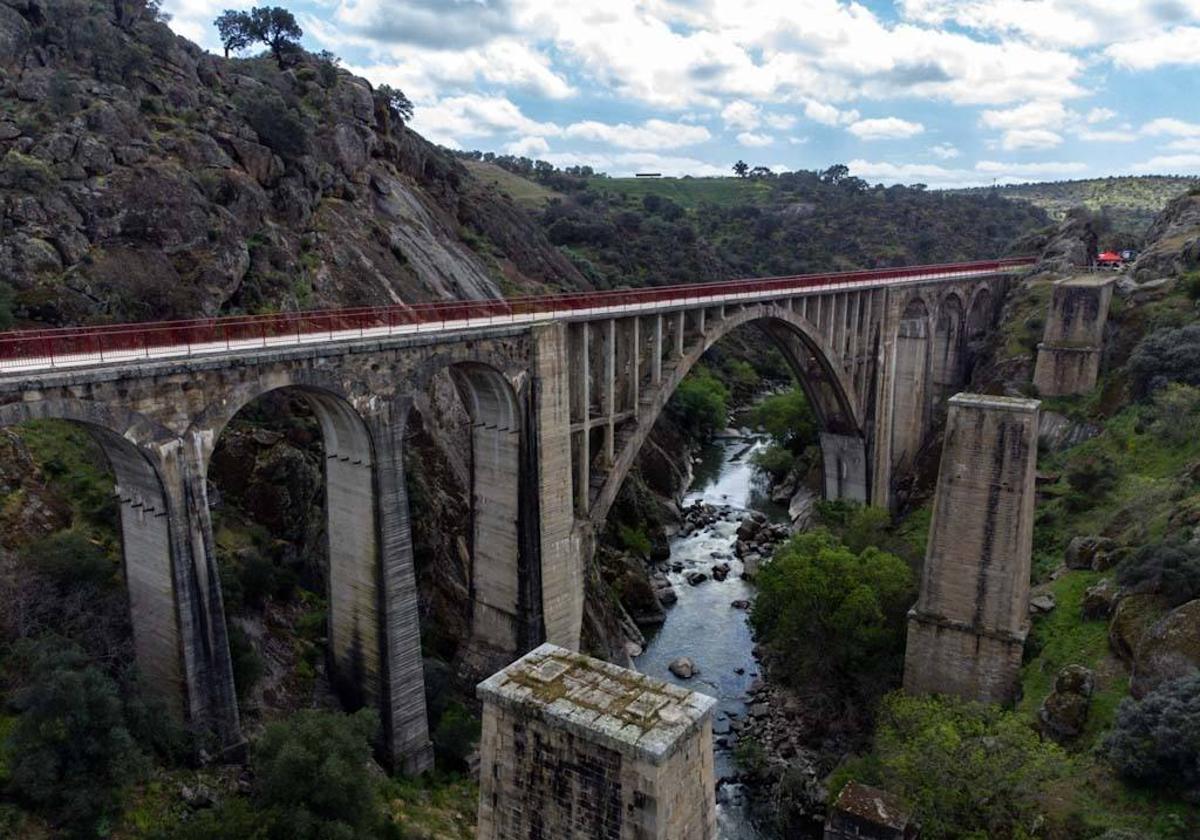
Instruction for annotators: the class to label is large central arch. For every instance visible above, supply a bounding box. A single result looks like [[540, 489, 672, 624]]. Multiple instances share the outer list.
[[585, 303, 867, 529]]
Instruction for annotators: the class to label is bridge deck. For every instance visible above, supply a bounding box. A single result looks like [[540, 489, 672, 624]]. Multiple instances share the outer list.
[[0, 259, 1031, 376]]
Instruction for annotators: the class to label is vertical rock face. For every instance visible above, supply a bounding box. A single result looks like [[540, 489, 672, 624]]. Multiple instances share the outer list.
[[1033, 276, 1114, 396], [476, 643, 717, 840], [904, 393, 1040, 705]]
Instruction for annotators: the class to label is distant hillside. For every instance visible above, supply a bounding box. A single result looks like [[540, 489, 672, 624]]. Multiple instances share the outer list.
[[452, 158, 1051, 289], [955, 176, 1199, 237], [583, 175, 773, 209]]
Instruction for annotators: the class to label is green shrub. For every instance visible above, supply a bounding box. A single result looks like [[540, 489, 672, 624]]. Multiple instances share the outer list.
[[0, 281, 14, 330], [153, 797, 269, 840], [733, 737, 768, 779], [5, 639, 145, 836], [237, 94, 310, 159], [751, 530, 913, 695], [252, 709, 389, 840], [617, 524, 652, 558], [1147, 383, 1200, 446], [667, 367, 728, 440], [1181, 272, 1200, 302], [814, 501, 899, 556], [1115, 538, 1200, 606], [21, 530, 113, 591], [1105, 672, 1200, 796], [226, 623, 264, 700], [431, 702, 480, 771], [750, 387, 816, 452], [750, 443, 795, 483], [865, 692, 1068, 840], [1128, 324, 1200, 399], [1064, 453, 1119, 510]]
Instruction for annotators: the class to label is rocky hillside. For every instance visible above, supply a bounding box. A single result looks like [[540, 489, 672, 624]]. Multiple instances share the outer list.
[[0, 0, 583, 327], [1131, 188, 1200, 281]]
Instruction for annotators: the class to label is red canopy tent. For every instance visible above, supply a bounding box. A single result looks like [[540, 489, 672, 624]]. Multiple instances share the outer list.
[[1097, 250, 1124, 266]]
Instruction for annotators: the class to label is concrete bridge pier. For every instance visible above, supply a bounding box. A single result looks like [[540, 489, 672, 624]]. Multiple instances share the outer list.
[[365, 405, 436, 774], [819, 432, 868, 502], [153, 437, 243, 753]]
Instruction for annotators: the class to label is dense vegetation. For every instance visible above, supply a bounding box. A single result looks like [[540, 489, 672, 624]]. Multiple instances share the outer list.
[[751, 530, 914, 719], [457, 153, 1051, 289], [955, 176, 1199, 241]]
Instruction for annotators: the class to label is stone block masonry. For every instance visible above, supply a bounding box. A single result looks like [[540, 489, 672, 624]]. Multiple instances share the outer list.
[[476, 643, 717, 840], [904, 393, 1040, 705], [1033, 275, 1114, 396]]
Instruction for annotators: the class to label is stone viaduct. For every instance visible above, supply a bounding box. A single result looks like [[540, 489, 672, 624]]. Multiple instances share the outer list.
[[0, 259, 1028, 772]]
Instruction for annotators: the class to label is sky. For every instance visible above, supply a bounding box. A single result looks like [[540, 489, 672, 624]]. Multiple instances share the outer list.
[[161, 1, 1200, 187]]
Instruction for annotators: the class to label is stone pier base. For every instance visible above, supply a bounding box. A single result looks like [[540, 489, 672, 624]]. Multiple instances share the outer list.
[[903, 393, 1040, 705], [476, 643, 717, 840], [1032, 275, 1113, 396]]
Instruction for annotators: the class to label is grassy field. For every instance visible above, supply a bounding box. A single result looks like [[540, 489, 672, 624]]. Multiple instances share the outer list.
[[584, 175, 774, 208], [462, 160, 563, 208]]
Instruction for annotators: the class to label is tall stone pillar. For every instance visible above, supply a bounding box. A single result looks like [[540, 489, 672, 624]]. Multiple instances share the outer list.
[[1033, 275, 1114, 396], [476, 644, 717, 840], [153, 436, 243, 752], [903, 393, 1040, 705], [366, 404, 435, 774], [532, 324, 584, 650]]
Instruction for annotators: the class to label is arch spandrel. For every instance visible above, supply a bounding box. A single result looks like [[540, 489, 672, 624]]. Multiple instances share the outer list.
[[585, 303, 866, 528]]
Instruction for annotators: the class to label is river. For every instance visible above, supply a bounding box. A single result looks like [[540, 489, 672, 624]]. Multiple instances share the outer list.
[[634, 431, 789, 839]]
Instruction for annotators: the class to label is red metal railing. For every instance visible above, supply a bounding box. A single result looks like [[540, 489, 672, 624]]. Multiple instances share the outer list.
[[0, 258, 1034, 371]]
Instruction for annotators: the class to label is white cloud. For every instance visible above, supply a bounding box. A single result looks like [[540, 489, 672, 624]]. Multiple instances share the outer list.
[[999, 128, 1063, 150], [900, 1, 1200, 51], [849, 156, 1089, 187], [539, 151, 730, 178], [505, 136, 551, 157], [1077, 128, 1137, 143], [1166, 138, 1200, 152], [980, 100, 1070, 131], [722, 100, 761, 131], [975, 160, 1087, 176], [1132, 154, 1200, 174], [847, 117, 925, 141], [737, 132, 774, 147], [1143, 118, 1200, 137], [564, 119, 712, 150], [409, 94, 561, 147], [804, 100, 860, 127], [1087, 107, 1116, 124], [764, 113, 798, 130], [929, 142, 960, 159], [1107, 26, 1200, 70]]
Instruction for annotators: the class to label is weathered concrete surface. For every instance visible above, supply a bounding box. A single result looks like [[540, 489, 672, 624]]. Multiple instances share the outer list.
[[819, 432, 868, 502], [1033, 275, 1114, 396], [476, 643, 717, 840], [904, 393, 1040, 704]]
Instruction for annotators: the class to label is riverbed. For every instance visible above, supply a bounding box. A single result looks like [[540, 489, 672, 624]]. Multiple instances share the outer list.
[[634, 432, 789, 839]]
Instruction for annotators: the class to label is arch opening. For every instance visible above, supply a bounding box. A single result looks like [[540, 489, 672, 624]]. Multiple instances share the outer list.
[[932, 294, 966, 406], [205, 386, 381, 716], [404, 360, 537, 680]]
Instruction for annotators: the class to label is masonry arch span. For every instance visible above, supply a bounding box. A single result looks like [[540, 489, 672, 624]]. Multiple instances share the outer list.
[[583, 304, 866, 530], [932, 293, 966, 406], [203, 383, 383, 714], [409, 359, 539, 675]]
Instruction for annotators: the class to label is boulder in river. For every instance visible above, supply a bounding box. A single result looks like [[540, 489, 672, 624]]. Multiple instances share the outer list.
[[686, 571, 708, 586], [669, 657, 698, 679], [712, 562, 731, 581], [731, 599, 750, 610]]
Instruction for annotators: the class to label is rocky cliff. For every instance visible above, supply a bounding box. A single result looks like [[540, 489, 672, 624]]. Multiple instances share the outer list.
[[1132, 190, 1200, 282], [0, 0, 584, 327]]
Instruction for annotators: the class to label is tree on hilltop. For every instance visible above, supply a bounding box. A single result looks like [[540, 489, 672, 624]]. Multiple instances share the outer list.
[[733, 160, 749, 178], [214, 6, 303, 66]]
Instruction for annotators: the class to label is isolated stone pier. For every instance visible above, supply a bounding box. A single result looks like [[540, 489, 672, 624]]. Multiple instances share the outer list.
[[1033, 275, 1114, 396], [904, 393, 1040, 704], [476, 643, 717, 840]]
